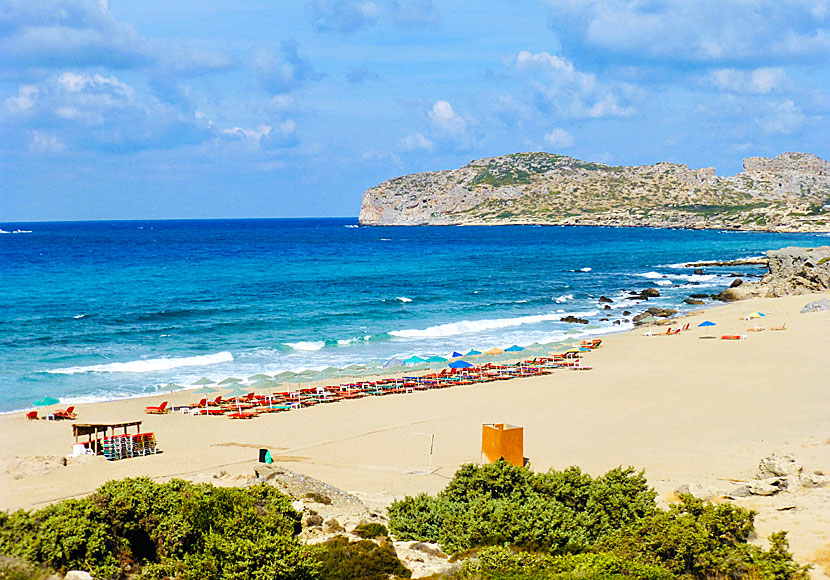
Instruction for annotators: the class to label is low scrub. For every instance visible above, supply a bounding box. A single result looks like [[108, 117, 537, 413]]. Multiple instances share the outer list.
[[388, 460, 809, 580]]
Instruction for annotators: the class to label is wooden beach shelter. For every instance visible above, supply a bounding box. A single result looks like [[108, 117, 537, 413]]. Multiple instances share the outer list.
[[481, 423, 524, 467]]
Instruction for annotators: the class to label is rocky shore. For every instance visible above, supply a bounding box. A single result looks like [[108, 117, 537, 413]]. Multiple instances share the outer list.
[[359, 151, 830, 232], [713, 246, 830, 301]]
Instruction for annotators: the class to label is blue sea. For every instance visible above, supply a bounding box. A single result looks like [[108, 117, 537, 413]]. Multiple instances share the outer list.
[[2, 219, 828, 413]]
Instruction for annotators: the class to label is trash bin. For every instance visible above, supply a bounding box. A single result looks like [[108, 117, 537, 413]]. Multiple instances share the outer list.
[[481, 423, 523, 467]]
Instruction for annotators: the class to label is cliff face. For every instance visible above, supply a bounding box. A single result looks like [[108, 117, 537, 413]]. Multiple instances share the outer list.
[[358, 152, 830, 231]]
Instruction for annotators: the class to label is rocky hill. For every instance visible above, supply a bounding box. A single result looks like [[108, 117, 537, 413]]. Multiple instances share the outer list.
[[358, 152, 830, 231]]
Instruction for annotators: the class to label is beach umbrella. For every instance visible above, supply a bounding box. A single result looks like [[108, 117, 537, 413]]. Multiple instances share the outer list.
[[249, 379, 277, 390], [404, 355, 426, 365], [383, 358, 403, 368], [425, 355, 448, 363], [247, 373, 272, 381], [449, 360, 474, 369], [274, 370, 298, 379], [504, 345, 524, 352], [223, 386, 250, 413], [192, 377, 216, 387], [218, 377, 243, 385], [485, 347, 504, 355], [698, 321, 716, 327], [161, 383, 183, 394], [465, 349, 482, 356], [450, 351, 464, 358], [33, 396, 60, 407]]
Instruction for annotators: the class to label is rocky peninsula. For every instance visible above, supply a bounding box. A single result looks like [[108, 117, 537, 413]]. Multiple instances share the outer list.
[[359, 151, 830, 232]]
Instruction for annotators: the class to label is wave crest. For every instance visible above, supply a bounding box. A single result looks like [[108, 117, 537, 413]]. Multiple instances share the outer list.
[[47, 351, 233, 374]]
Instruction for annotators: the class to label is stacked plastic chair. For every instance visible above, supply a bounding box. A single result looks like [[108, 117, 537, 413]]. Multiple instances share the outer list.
[[132, 433, 157, 456], [103, 433, 156, 461]]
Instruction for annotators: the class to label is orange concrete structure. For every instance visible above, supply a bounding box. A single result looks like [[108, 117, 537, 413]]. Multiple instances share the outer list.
[[481, 423, 524, 467]]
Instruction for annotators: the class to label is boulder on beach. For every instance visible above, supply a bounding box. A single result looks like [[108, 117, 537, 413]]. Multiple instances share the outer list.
[[801, 298, 830, 313], [560, 315, 589, 324]]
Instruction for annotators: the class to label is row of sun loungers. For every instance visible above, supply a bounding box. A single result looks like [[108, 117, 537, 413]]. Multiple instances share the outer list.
[[147, 354, 595, 419], [26, 406, 77, 421]]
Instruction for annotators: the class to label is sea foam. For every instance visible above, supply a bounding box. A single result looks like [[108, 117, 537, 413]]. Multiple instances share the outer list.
[[47, 351, 233, 374], [389, 311, 587, 340], [283, 341, 326, 351]]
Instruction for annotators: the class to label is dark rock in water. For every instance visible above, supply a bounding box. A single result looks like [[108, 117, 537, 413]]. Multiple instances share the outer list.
[[694, 268, 704, 275], [598, 295, 613, 303], [690, 293, 709, 299], [628, 290, 640, 295], [728, 272, 743, 277], [613, 320, 621, 325], [684, 298, 705, 305], [801, 298, 830, 313], [604, 305, 611, 310], [641, 288, 661, 298], [560, 315, 589, 324], [626, 295, 645, 301], [623, 310, 631, 315], [730, 278, 743, 287], [646, 307, 677, 318], [599, 318, 608, 321]]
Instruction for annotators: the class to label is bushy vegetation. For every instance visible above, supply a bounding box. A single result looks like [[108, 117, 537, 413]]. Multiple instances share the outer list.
[[0, 478, 319, 580], [317, 536, 410, 580], [353, 522, 390, 539], [388, 460, 809, 580]]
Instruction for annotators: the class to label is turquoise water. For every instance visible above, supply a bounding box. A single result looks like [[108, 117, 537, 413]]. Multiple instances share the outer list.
[[2, 219, 827, 413]]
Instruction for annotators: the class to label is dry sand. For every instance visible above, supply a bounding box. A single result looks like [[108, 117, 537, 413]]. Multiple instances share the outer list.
[[2, 293, 830, 577]]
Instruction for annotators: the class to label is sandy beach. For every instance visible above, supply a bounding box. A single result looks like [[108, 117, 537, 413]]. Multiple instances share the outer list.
[[3, 292, 829, 576]]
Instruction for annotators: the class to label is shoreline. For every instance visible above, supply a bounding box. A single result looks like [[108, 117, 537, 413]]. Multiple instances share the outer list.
[[3, 291, 830, 575]]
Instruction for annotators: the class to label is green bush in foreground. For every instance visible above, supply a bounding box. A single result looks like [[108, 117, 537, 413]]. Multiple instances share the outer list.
[[389, 461, 810, 580], [317, 536, 410, 580], [389, 460, 656, 554], [0, 478, 320, 580]]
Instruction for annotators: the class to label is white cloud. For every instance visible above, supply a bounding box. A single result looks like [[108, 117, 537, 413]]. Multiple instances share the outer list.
[[29, 130, 66, 153], [398, 132, 434, 151], [305, 0, 438, 32], [510, 50, 633, 118], [428, 100, 467, 135], [1, 71, 213, 152], [706, 67, 787, 94], [254, 40, 325, 95], [544, 128, 574, 148], [548, 0, 830, 63], [5, 85, 38, 113], [757, 100, 808, 135], [0, 0, 148, 69]]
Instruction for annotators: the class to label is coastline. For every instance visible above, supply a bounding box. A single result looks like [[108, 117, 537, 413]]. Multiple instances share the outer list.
[[3, 291, 830, 576]]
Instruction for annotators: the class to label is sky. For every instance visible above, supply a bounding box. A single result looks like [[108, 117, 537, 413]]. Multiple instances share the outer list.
[[2, 0, 830, 221]]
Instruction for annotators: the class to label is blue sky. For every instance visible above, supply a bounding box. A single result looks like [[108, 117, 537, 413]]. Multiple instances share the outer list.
[[2, 0, 830, 221]]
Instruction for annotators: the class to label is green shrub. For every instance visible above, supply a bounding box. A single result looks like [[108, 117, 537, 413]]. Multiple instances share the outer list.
[[389, 461, 656, 554], [389, 464, 808, 580], [317, 536, 410, 580], [0, 555, 57, 580], [0, 478, 319, 580], [353, 523, 389, 539], [600, 495, 810, 580]]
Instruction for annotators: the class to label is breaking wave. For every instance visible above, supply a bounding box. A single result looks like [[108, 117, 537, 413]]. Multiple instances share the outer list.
[[47, 351, 233, 374]]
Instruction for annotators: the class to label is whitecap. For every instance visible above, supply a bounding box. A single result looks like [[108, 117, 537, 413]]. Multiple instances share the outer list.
[[396, 296, 412, 303], [389, 311, 585, 340], [553, 294, 573, 303], [638, 271, 669, 279], [283, 341, 326, 351], [46, 351, 233, 374], [579, 267, 592, 272], [73, 314, 86, 319]]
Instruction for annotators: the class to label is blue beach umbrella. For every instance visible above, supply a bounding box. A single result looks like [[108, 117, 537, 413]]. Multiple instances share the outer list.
[[450, 351, 464, 358], [33, 396, 60, 407], [698, 321, 716, 327], [504, 345, 524, 352], [404, 355, 426, 365], [425, 355, 448, 363], [449, 360, 474, 369], [465, 349, 482, 356]]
